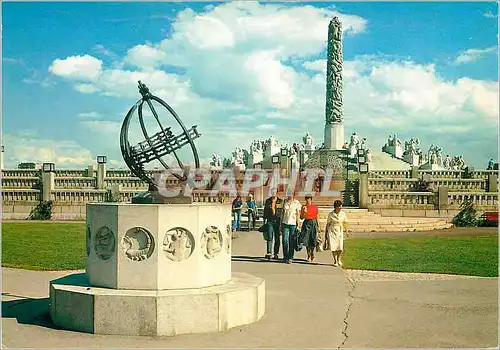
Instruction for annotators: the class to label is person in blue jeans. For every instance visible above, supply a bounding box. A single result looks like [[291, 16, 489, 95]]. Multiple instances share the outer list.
[[246, 193, 257, 230], [232, 195, 243, 231], [280, 189, 302, 263], [263, 188, 283, 260]]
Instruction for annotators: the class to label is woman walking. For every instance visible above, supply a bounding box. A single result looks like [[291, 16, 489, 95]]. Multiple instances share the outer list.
[[325, 200, 348, 267], [300, 194, 319, 262]]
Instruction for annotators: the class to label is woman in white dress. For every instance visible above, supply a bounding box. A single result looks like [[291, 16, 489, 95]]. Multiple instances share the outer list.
[[324, 200, 348, 267]]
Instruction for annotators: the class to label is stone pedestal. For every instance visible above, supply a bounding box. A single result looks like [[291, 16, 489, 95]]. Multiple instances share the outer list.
[[384, 145, 403, 159], [50, 203, 265, 336], [324, 122, 344, 150], [358, 172, 369, 209], [96, 163, 106, 189], [405, 154, 420, 166], [487, 174, 498, 192], [42, 171, 55, 201]]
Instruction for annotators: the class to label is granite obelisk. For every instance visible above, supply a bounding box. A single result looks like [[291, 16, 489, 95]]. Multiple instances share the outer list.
[[324, 17, 344, 150]]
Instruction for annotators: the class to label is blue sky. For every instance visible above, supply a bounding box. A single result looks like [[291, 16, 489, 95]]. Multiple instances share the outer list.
[[2, 1, 498, 169]]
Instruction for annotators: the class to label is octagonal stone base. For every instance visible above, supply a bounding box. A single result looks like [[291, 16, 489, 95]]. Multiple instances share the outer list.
[[50, 272, 265, 336], [86, 203, 232, 290]]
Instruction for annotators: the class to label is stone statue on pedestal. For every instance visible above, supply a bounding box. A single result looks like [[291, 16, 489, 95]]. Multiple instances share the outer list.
[[348, 132, 360, 158], [382, 133, 403, 159], [210, 154, 222, 170], [303, 133, 315, 151], [231, 147, 245, 168]]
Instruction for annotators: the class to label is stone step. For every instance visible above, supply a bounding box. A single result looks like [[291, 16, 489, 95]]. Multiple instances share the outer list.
[[317, 217, 448, 224], [318, 222, 452, 232], [344, 223, 454, 233]]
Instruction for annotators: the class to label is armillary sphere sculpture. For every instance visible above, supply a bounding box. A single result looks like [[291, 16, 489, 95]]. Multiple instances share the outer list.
[[120, 81, 201, 203]]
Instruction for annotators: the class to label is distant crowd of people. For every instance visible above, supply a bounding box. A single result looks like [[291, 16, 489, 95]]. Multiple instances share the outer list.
[[232, 189, 348, 267]]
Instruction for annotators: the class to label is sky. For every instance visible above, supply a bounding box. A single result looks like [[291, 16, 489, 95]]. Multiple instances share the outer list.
[[2, 1, 499, 169]]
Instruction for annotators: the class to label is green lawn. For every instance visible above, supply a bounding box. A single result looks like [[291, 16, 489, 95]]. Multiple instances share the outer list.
[[2, 222, 86, 270], [2, 222, 499, 276], [344, 235, 499, 277]]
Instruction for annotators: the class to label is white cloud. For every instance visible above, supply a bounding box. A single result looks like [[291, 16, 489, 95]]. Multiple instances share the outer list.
[[49, 54, 103, 82], [453, 46, 497, 65], [256, 124, 276, 130], [45, 2, 498, 168], [124, 44, 167, 70], [75, 83, 99, 94], [78, 111, 102, 119], [483, 11, 497, 18], [2, 132, 95, 168]]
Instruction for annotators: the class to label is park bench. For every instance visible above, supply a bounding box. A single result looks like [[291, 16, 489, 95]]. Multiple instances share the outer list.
[[478, 211, 498, 227]]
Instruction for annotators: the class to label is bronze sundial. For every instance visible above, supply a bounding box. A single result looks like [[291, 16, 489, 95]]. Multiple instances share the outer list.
[[120, 81, 201, 203]]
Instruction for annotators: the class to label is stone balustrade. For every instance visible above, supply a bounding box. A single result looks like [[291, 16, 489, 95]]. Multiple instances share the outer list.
[[368, 191, 436, 209], [55, 177, 96, 189], [51, 189, 107, 203], [368, 190, 498, 210], [370, 170, 411, 179], [2, 189, 41, 202], [1, 169, 40, 177], [104, 177, 148, 189], [368, 178, 487, 192], [106, 170, 133, 177], [419, 170, 463, 179], [371, 169, 499, 180], [448, 192, 498, 208], [1, 176, 39, 189], [471, 170, 499, 179], [54, 170, 86, 177]]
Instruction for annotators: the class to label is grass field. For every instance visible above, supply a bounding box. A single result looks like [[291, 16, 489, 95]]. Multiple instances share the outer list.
[[343, 234, 499, 277], [2, 222, 498, 276], [2, 222, 86, 270]]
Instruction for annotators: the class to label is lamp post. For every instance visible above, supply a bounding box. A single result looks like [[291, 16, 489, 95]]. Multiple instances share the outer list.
[[280, 147, 289, 177], [42, 162, 56, 173], [357, 149, 369, 209], [96, 155, 107, 189], [41, 162, 56, 201], [97, 155, 107, 164], [254, 163, 263, 206], [272, 155, 280, 192]]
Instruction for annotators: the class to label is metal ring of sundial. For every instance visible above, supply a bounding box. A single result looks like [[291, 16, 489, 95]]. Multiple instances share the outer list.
[[120, 81, 201, 188]]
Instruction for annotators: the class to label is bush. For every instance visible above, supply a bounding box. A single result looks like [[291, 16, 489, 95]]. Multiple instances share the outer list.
[[27, 200, 53, 220], [412, 179, 431, 192], [452, 200, 478, 227], [105, 189, 120, 202]]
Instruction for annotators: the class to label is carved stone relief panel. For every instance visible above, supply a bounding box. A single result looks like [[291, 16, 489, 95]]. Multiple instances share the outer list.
[[94, 226, 116, 261], [122, 227, 155, 262], [201, 226, 223, 259], [163, 227, 195, 262]]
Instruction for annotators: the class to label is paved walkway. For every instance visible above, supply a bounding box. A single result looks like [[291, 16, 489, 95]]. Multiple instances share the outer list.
[[1, 229, 498, 348]]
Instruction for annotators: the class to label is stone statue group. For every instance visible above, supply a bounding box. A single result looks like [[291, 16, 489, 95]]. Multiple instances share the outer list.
[[209, 133, 318, 170], [346, 132, 371, 162]]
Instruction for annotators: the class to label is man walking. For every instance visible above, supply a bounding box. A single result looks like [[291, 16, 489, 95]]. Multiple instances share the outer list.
[[263, 188, 283, 260], [281, 188, 301, 264], [246, 193, 257, 230]]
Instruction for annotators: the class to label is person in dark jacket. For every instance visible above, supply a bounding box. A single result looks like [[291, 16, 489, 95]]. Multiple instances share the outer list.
[[263, 188, 284, 260], [232, 195, 243, 231]]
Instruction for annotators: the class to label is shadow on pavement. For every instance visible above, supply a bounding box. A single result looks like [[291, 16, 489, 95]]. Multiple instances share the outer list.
[[231, 255, 333, 267], [1, 293, 59, 330]]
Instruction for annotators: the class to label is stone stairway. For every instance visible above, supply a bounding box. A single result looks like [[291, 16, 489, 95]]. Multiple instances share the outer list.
[[240, 207, 453, 233], [317, 208, 453, 233]]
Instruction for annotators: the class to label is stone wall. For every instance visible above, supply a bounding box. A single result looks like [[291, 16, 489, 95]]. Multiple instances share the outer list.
[[1, 166, 498, 220], [365, 169, 498, 217]]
